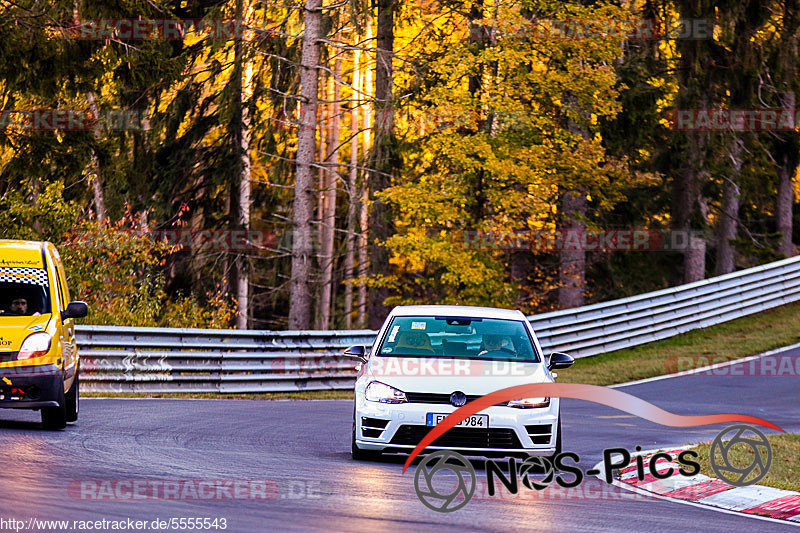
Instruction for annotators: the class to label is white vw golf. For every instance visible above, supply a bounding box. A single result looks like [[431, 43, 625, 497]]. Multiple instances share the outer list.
[[345, 305, 574, 460]]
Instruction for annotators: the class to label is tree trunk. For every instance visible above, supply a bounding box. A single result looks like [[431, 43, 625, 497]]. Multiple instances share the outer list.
[[558, 90, 589, 308], [358, 186, 369, 328], [777, 164, 794, 257], [315, 71, 327, 327], [86, 92, 106, 226], [344, 45, 361, 329], [231, 0, 253, 329], [317, 71, 327, 231], [671, 0, 723, 284], [715, 0, 767, 274], [357, 22, 373, 329], [367, 0, 396, 329], [776, 89, 796, 258], [716, 139, 742, 275], [318, 58, 341, 330], [288, 0, 322, 330], [677, 168, 708, 284], [558, 191, 587, 308]]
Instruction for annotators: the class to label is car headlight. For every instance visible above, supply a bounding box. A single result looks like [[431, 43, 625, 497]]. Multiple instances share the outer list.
[[18, 332, 51, 360], [365, 381, 407, 404], [507, 397, 550, 409]]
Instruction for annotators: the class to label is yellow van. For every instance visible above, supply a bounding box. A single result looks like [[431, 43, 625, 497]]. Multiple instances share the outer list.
[[0, 240, 87, 429]]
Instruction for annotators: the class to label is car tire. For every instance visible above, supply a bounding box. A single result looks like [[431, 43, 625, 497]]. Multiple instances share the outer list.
[[66, 372, 79, 423], [42, 384, 67, 430], [351, 413, 382, 461]]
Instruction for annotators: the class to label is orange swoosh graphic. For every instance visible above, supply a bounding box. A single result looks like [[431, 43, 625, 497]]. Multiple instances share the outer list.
[[402, 383, 783, 472]]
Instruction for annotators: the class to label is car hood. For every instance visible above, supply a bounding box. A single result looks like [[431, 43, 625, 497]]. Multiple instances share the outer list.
[[366, 356, 551, 395], [0, 315, 52, 353]]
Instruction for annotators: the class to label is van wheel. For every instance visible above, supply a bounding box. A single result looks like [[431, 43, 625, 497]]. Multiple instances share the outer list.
[[66, 372, 79, 422], [42, 385, 67, 430]]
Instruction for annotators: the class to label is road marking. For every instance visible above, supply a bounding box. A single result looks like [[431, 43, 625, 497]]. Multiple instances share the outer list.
[[742, 494, 800, 520], [592, 456, 800, 527], [700, 486, 799, 511]]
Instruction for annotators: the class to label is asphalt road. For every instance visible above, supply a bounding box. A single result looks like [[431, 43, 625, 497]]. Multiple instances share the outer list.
[[0, 345, 798, 532]]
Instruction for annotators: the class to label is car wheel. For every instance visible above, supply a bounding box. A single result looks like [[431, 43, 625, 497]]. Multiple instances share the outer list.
[[42, 384, 67, 430], [66, 372, 79, 422], [351, 412, 382, 461]]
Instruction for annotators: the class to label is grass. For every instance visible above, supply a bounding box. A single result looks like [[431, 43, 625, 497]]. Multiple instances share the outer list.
[[82, 300, 800, 398], [693, 433, 800, 492], [557, 300, 800, 386]]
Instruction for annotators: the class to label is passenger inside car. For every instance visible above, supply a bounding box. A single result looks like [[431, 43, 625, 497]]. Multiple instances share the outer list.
[[394, 330, 435, 355]]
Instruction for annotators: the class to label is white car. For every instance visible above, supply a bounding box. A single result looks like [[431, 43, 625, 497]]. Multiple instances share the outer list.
[[345, 305, 574, 460]]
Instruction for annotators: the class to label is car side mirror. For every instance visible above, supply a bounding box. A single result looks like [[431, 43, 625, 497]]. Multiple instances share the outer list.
[[548, 352, 574, 371], [63, 301, 88, 320], [343, 345, 368, 363]]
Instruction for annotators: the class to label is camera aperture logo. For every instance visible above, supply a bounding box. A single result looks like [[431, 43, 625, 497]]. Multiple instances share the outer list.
[[414, 451, 476, 512], [710, 425, 772, 487]]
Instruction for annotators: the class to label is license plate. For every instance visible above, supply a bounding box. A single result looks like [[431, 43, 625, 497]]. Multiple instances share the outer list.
[[426, 413, 488, 427]]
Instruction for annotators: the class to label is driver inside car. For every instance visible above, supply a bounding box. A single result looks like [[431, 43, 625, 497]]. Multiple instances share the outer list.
[[478, 334, 514, 356], [1, 296, 39, 316], [10, 297, 28, 315]]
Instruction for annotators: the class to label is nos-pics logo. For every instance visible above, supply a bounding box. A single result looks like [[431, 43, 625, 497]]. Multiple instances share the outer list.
[[413, 424, 773, 512]]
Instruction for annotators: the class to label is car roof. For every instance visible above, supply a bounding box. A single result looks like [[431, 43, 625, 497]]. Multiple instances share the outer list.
[[0, 239, 44, 250], [0, 239, 47, 268], [388, 305, 527, 321]]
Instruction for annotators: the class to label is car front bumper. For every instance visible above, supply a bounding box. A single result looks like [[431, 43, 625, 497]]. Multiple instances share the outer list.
[[0, 364, 62, 409], [354, 397, 560, 456]]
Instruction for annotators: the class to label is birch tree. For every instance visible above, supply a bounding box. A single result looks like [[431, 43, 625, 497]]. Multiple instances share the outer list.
[[289, 0, 323, 329]]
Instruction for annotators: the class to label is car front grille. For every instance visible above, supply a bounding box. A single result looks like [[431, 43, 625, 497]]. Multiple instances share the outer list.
[[525, 424, 553, 445], [361, 417, 389, 439], [0, 352, 18, 362], [404, 391, 508, 407], [405, 392, 484, 404], [389, 424, 523, 449]]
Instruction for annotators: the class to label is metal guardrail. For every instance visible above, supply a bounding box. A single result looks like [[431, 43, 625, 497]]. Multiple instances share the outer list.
[[79, 255, 800, 393]]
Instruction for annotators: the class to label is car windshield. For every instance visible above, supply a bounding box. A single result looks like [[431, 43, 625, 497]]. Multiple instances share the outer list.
[[377, 316, 540, 362], [0, 268, 51, 316]]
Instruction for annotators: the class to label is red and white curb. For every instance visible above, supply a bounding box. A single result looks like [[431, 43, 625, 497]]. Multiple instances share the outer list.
[[593, 447, 800, 526]]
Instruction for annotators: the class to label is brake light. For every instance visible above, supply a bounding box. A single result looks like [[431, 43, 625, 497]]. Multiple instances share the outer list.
[[18, 332, 51, 360]]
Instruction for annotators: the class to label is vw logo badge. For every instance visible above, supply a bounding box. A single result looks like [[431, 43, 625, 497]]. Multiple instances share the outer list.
[[450, 391, 467, 407]]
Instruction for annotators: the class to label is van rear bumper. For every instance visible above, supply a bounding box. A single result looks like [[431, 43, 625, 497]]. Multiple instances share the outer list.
[[0, 364, 62, 408]]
